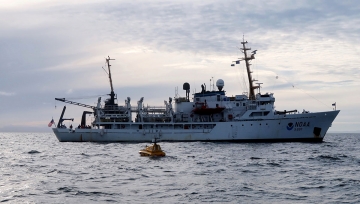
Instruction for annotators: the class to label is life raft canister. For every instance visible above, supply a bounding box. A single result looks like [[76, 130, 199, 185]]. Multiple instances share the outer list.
[[228, 114, 233, 120]]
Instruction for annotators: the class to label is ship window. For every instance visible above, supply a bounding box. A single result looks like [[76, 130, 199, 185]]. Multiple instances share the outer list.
[[196, 98, 200, 102], [249, 112, 262, 117], [217, 95, 220, 101], [243, 103, 246, 106], [236, 103, 239, 107], [249, 111, 270, 117]]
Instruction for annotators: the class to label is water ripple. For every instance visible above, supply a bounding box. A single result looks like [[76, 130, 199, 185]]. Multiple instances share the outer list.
[[0, 133, 359, 203]]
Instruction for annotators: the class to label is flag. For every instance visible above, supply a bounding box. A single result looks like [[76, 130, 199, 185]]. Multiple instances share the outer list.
[[235, 60, 240, 64], [48, 119, 54, 127], [332, 102, 336, 106]]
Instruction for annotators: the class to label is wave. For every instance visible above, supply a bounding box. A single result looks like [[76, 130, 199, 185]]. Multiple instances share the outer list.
[[27, 150, 41, 154]]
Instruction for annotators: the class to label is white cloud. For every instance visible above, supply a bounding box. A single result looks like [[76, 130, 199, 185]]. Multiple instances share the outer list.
[[0, 91, 15, 96]]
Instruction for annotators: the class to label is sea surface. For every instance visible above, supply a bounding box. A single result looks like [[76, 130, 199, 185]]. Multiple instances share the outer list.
[[0, 133, 359, 204]]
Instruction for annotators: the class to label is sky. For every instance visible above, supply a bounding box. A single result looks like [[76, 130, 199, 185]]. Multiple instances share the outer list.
[[0, 0, 359, 133]]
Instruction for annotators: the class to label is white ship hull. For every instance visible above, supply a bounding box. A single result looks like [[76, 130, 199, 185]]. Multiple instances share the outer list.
[[53, 110, 339, 142]]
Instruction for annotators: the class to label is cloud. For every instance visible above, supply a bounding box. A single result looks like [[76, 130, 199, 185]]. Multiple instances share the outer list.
[[66, 89, 73, 94], [0, 0, 359, 132], [0, 91, 15, 96]]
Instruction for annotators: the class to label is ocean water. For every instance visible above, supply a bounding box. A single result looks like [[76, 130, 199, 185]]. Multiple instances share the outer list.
[[0, 133, 359, 204]]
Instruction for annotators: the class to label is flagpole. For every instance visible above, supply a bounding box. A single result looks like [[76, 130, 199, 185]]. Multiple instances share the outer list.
[[52, 117, 56, 127]]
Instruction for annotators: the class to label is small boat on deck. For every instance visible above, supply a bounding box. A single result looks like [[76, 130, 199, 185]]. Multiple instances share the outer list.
[[139, 139, 166, 157]]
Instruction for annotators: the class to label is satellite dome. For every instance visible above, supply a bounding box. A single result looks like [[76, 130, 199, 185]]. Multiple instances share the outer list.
[[216, 79, 224, 91], [183, 82, 190, 90]]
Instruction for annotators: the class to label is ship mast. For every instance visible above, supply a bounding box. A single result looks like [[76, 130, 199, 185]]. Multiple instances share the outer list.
[[241, 38, 258, 100], [106, 56, 116, 105]]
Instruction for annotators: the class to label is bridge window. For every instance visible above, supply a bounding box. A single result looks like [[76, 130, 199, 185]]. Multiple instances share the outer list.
[[249, 111, 270, 117], [249, 112, 262, 117]]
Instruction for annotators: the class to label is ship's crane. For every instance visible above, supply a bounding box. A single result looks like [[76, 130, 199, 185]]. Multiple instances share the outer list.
[[55, 98, 95, 128], [57, 106, 74, 128], [55, 98, 95, 109], [54, 56, 118, 128], [104, 56, 116, 105]]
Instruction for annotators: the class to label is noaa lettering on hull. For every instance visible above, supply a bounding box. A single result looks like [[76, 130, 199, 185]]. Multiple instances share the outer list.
[[52, 40, 340, 143]]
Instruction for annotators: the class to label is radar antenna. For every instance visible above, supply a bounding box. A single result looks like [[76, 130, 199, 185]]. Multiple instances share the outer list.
[[232, 37, 259, 100]]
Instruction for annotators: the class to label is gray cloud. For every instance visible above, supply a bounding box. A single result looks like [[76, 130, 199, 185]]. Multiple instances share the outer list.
[[0, 0, 359, 132], [0, 91, 15, 96]]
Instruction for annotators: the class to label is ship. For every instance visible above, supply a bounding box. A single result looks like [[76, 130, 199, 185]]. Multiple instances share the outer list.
[[52, 39, 340, 142]]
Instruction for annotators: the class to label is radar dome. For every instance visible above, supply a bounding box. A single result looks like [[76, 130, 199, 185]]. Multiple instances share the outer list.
[[216, 79, 224, 91], [183, 82, 190, 90]]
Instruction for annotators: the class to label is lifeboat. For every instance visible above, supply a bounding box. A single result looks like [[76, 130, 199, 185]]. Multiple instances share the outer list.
[[139, 139, 166, 157]]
